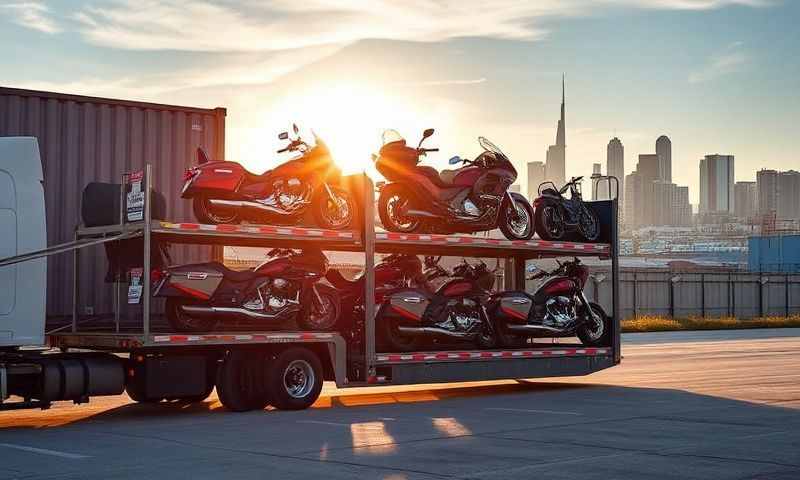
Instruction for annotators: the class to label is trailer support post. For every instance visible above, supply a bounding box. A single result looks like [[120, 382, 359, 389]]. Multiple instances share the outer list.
[[363, 175, 376, 379]]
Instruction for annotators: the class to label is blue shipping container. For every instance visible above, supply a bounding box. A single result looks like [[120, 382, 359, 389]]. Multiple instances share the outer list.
[[748, 235, 800, 273]]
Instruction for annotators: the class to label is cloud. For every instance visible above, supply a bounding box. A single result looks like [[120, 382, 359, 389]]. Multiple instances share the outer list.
[[71, 0, 771, 53], [689, 42, 750, 83], [2, 2, 61, 33], [397, 78, 488, 87]]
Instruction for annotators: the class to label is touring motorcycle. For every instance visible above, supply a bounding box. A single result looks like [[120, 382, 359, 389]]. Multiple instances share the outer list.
[[374, 129, 535, 240], [153, 247, 339, 332], [181, 124, 354, 229], [487, 257, 609, 347], [534, 176, 600, 241], [375, 259, 498, 352]]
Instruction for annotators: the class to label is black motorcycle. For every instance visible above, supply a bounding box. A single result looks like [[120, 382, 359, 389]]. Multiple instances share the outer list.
[[375, 259, 497, 352], [533, 176, 600, 241], [374, 129, 535, 240], [487, 257, 609, 347], [153, 247, 339, 332]]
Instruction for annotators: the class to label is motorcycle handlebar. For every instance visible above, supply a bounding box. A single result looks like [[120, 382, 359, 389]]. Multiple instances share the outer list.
[[276, 146, 290, 154], [419, 148, 439, 153]]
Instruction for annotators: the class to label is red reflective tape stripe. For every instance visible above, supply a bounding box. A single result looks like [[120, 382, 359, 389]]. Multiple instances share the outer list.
[[170, 335, 189, 342], [541, 350, 552, 356], [412, 353, 426, 361], [564, 349, 577, 355], [215, 224, 238, 232], [179, 223, 200, 230]]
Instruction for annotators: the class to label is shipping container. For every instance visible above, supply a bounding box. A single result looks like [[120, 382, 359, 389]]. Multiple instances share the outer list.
[[749, 234, 800, 273], [0, 86, 226, 324]]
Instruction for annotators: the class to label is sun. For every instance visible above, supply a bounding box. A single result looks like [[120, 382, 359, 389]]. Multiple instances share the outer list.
[[239, 82, 448, 179]]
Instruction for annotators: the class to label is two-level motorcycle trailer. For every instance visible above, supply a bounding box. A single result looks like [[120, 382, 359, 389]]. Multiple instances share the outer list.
[[6, 165, 620, 412]]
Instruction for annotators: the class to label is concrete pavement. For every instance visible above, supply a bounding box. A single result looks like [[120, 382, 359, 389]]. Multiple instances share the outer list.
[[0, 330, 798, 479]]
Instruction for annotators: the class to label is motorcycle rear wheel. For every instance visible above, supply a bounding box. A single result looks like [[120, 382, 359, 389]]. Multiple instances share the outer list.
[[313, 186, 355, 230], [378, 184, 422, 233], [534, 204, 565, 241], [192, 196, 239, 225], [380, 319, 420, 352], [165, 298, 218, 332]]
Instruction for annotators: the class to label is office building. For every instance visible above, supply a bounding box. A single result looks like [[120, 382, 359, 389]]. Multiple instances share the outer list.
[[757, 169, 779, 216], [777, 170, 800, 221], [734, 181, 757, 220], [607, 136, 624, 210], [526, 161, 546, 200], [699, 154, 735, 214], [655, 135, 672, 182]]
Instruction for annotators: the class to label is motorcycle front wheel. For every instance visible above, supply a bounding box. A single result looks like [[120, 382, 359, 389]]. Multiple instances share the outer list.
[[534, 204, 566, 241], [313, 186, 355, 230], [576, 302, 610, 347], [193, 196, 239, 225], [298, 285, 340, 331], [578, 206, 600, 241], [165, 298, 218, 332], [499, 197, 535, 240], [378, 184, 422, 233]]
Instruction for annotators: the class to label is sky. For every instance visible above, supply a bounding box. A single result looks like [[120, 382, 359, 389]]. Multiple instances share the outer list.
[[2, 0, 798, 204]]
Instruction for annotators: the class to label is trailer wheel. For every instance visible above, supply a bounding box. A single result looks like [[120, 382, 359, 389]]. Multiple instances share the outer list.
[[266, 348, 323, 411], [125, 380, 160, 403], [216, 351, 270, 412]]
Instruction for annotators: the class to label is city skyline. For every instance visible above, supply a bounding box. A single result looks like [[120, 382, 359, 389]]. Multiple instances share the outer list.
[[2, 2, 798, 206]]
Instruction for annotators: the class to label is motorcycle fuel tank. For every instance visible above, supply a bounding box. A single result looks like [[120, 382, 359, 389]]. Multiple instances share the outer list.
[[534, 277, 576, 304], [451, 166, 483, 187]]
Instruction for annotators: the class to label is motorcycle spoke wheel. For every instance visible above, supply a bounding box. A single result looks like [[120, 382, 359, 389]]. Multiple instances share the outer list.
[[505, 204, 531, 239], [303, 291, 338, 331], [579, 209, 600, 241], [541, 205, 565, 239], [194, 197, 238, 224], [386, 194, 419, 232], [316, 187, 354, 230]]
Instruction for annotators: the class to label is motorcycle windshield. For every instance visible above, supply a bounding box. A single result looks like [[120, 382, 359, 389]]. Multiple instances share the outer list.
[[381, 129, 406, 146]]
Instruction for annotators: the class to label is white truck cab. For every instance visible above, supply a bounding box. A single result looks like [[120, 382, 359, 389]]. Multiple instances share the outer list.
[[0, 137, 47, 347]]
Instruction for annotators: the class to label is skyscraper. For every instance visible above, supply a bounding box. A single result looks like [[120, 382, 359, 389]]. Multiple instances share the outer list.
[[757, 169, 779, 216], [699, 154, 735, 215], [591, 163, 609, 200], [545, 75, 566, 186], [734, 181, 757, 220], [655, 135, 672, 182], [606, 137, 624, 204], [777, 170, 800, 221], [527, 161, 546, 200]]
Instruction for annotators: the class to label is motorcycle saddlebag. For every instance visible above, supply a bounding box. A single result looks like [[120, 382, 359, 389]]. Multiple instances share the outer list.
[[385, 289, 430, 322], [161, 263, 224, 300], [491, 292, 533, 323]]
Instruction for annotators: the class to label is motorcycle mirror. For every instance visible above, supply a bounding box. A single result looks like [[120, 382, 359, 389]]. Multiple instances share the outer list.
[[422, 128, 434, 139], [293, 123, 299, 135], [278, 132, 289, 140], [448, 156, 462, 165]]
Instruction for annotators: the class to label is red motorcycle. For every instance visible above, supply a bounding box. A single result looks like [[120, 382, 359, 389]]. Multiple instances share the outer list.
[[181, 125, 354, 229], [375, 260, 498, 352], [153, 248, 339, 332], [374, 129, 535, 240], [487, 257, 610, 347]]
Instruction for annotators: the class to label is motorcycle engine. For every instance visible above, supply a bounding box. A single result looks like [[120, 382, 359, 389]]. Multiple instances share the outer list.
[[544, 296, 576, 326], [439, 300, 482, 332], [243, 278, 298, 313], [273, 178, 310, 209], [462, 199, 480, 217]]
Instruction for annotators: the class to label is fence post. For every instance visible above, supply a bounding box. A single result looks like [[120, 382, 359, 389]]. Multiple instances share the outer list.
[[632, 272, 638, 318], [700, 273, 706, 318], [787, 274, 790, 318], [759, 276, 765, 318], [669, 276, 675, 318], [730, 273, 736, 318]]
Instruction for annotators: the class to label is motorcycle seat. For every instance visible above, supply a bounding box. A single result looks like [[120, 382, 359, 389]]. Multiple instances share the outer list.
[[206, 261, 260, 282]]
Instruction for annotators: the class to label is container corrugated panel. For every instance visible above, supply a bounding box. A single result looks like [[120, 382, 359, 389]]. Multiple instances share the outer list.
[[748, 235, 800, 273], [0, 87, 226, 324]]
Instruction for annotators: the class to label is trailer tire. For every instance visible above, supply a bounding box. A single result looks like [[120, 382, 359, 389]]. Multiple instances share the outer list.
[[216, 351, 269, 412], [126, 381, 160, 403], [266, 348, 323, 411]]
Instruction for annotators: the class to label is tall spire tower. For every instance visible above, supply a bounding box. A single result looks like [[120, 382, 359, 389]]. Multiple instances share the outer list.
[[545, 74, 567, 186]]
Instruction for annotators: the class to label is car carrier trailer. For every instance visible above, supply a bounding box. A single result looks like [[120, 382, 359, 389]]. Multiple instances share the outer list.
[[0, 137, 620, 412]]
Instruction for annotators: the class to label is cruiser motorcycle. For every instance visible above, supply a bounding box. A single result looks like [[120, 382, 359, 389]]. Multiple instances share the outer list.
[[487, 257, 609, 347], [153, 248, 340, 332], [534, 176, 600, 241], [374, 129, 534, 240], [181, 124, 354, 229], [375, 260, 498, 352]]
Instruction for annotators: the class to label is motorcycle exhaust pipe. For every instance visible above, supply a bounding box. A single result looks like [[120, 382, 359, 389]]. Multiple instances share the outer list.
[[396, 325, 475, 339], [208, 199, 307, 216], [505, 323, 565, 334], [180, 304, 295, 320], [404, 209, 438, 218]]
